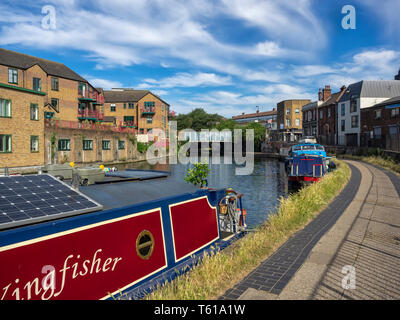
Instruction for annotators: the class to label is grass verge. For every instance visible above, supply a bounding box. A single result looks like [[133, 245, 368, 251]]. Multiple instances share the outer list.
[[145, 160, 351, 300], [338, 154, 400, 175]]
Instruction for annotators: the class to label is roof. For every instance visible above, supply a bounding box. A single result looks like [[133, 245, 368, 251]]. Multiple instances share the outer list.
[[0, 48, 87, 83], [363, 95, 400, 110], [319, 90, 346, 107], [103, 89, 169, 105], [339, 80, 400, 102], [232, 109, 277, 120]]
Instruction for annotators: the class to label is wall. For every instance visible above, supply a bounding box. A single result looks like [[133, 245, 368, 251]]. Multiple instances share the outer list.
[[0, 86, 45, 168], [44, 127, 140, 165]]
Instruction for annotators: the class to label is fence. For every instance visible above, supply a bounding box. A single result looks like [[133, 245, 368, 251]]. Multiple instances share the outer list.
[[45, 119, 136, 134]]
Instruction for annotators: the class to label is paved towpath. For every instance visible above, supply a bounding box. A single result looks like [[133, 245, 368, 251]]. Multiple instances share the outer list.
[[219, 160, 400, 300]]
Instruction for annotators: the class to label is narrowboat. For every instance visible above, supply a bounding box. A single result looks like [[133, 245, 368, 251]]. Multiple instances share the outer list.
[[285, 143, 335, 185], [0, 169, 247, 300]]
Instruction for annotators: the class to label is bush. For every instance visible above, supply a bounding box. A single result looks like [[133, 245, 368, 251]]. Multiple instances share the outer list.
[[184, 162, 210, 187]]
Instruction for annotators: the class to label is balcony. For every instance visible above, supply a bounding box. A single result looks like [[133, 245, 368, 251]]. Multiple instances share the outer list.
[[120, 121, 137, 129], [141, 107, 155, 116], [77, 109, 104, 121]]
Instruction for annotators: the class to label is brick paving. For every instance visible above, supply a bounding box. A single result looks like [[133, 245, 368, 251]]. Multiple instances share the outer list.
[[219, 163, 362, 299]]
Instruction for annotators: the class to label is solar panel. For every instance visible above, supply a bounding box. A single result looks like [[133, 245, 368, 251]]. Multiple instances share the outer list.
[[0, 174, 103, 230]]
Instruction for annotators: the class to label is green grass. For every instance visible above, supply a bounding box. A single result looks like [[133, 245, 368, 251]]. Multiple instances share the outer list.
[[338, 155, 400, 175], [144, 160, 351, 300]]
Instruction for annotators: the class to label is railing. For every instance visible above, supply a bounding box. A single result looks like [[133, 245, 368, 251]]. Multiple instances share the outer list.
[[120, 121, 137, 128], [141, 107, 155, 115], [77, 109, 104, 121], [45, 119, 136, 134]]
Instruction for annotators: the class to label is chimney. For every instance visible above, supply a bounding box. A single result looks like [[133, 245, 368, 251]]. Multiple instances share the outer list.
[[322, 85, 331, 101], [340, 85, 346, 92], [318, 88, 322, 101], [256, 110, 259, 113], [242, 112, 245, 115], [395, 68, 400, 80]]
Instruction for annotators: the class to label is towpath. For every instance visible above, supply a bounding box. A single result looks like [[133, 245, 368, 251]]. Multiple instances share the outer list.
[[219, 160, 400, 300]]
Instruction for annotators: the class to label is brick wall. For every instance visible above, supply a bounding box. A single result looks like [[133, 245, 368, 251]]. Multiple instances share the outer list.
[[0, 87, 45, 167]]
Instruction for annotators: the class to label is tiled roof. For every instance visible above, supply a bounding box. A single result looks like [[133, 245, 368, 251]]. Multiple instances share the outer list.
[[320, 90, 345, 107], [339, 80, 400, 101], [232, 109, 277, 120], [0, 48, 87, 82], [103, 89, 169, 105]]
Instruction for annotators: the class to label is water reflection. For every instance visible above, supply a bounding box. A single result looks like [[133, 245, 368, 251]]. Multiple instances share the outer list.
[[112, 155, 288, 228]]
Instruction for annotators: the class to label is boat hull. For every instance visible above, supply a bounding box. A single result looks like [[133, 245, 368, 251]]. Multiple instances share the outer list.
[[0, 188, 227, 300]]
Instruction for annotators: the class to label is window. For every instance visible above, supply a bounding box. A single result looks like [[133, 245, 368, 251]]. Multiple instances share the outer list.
[[295, 118, 300, 126], [373, 127, 381, 138], [341, 103, 345, 116], [351, 115, 359, 128], [118, 140, 125, 150], [307, 111, 312, 122], [319, 110, 323, 119], [102, 140, 111, 150], [78, 82, 87, 96], [328, 108, 331, 118], [295, 108, 299, 114], [0, 135, 12, 153], [51, 98, 59, 112], [30, 136, 39, 152], [8, 68, 18, 84], [375, 110, 381, 119], [286, 108, 291, 115], [144, 101, 155, 107], [285, 118, 291, 126], [128, 102, 135, 109], [30, 104, 39, 120], [140, 128, 144, 134], [44, 111, 55, 119], [147, 117, 153, 124], [110, 104, 116, 112], [123, 103, 127, 109], [51, 77, 59, 91], [350, 99, 357, 112], [33, 78, 41, 91], [58, 139, 70, 151], [83, 140, 93, 150], [0, 99, 11, 118], [341, 120, 345, 132], [391, 107, 399, 117]]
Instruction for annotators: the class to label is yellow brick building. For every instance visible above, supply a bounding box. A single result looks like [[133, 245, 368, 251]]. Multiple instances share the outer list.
[[277, 99, 311, 142], [103, 89, 170, 137]]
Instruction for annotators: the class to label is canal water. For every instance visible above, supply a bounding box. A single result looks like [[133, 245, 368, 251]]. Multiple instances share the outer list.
[[112, 155, 288, 228]]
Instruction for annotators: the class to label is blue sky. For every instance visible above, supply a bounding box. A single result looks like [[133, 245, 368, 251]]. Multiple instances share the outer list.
[[1, 0, 399, 117]]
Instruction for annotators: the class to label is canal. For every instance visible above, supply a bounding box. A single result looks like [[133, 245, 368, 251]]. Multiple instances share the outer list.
[[112, 155, 288, 228]]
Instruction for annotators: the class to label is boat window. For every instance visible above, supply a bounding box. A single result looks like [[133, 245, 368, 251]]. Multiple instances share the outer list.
[[302, 145, 315, 150], [136, 230, 154, 260], [315, 145, 325, 150], [293, 146, 301, 151]]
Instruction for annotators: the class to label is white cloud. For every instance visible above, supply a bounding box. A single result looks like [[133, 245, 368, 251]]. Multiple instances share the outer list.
[[138, 72, 232, 88], [84, 76, 123, 89]]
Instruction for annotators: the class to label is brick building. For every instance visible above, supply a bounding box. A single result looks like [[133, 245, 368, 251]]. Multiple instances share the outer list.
[[103, 88, 170, 137], [360, 96, 400, 152], [277, 99, 311, 142], [317, 86, 346, 146]]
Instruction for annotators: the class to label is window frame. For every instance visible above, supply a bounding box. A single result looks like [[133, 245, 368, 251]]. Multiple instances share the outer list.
[[0, 134, 12, 153], [30, 103, 39, 121], [8, 68, 18, 84], [110, 104, 116, 112], [51, 77, 59, 91], [50, 98, 59, 112], [351, 115, 359, 128], [82, 139, 93, 151], [0, 99, 12, 118], [30, 135, 39, 153], [58, 139, 71, 151], [102, 140, 111, 150], [33, 77, 42, 92], [118, 140, 125, 150]]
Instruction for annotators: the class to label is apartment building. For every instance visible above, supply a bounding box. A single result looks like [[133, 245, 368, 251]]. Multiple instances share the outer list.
[[103, 88, 170, 137], [337, 80, 400, 147], [317, 86, 346, 146], [277, 99, 311, 142], [360, 96, 400, 152]]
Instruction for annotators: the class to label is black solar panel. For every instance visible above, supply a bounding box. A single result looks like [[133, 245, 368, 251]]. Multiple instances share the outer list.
[[0, 174, 103, 230]]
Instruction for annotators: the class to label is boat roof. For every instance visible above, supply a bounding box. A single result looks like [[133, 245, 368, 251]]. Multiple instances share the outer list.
[[79, 176, 199, 210]]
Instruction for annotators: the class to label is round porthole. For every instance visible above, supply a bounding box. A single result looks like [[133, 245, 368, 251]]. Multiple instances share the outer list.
[[136, 230, 154, 260]]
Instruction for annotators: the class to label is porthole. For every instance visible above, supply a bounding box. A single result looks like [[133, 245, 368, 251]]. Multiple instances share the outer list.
[[136, 230, 154, 260]]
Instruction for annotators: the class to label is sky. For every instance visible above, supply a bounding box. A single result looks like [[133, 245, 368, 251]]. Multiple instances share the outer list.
[[0, 0, 400, 117]]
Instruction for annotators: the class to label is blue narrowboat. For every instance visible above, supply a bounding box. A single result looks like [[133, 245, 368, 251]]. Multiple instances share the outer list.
[[0, 169, 247, 300]]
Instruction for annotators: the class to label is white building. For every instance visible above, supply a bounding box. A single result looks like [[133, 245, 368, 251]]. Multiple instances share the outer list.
[[337, 80, 400, 146]]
